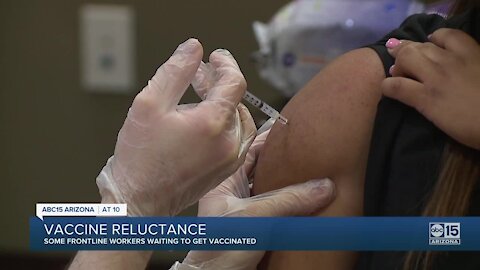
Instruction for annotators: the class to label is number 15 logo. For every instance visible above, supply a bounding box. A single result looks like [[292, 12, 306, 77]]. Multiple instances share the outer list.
[[444, 223, 461, 238], [430, 223, 461, 239]]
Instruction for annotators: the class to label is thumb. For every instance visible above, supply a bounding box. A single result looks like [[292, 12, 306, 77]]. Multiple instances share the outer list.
[[244, 179, 335, 217], [237, 103, 257, 160], [242, 125, 270, 176]]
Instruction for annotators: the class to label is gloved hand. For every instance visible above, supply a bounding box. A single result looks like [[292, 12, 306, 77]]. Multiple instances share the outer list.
[[171, 121, 336, 270], [96, 39, 256, 216]]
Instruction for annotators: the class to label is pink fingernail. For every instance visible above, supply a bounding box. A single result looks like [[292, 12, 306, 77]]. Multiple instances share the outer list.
[[389, 65, 395, 75], [386, 38, 401, 49]]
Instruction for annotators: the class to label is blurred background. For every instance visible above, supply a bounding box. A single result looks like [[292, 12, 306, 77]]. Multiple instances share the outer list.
[[0, 0, 447, 269], [0, 0, 290, 268]]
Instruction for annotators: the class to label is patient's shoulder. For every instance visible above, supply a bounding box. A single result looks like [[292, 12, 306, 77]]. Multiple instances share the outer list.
[[253, 48, 386, 270], [253, 48, 385, 195]]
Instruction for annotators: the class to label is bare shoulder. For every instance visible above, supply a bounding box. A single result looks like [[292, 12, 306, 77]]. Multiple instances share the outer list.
[[253, 48, 385, 195], [253, 48, 385, 270]]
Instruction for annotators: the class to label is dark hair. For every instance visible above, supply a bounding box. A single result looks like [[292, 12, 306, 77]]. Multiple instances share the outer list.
[[403, 2, 480, 269], [403, 143, 480, 269]]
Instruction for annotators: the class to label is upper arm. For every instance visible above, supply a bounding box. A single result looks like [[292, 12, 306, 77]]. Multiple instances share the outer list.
[[252, 48, 385, 270]]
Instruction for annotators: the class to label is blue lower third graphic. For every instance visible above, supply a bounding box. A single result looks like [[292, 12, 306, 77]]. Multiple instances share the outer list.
[[30, 217, 480, 251]]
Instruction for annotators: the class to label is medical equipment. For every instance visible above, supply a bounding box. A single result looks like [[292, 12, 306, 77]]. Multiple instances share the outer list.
[[170, 120, 334, 270], [243, 91, 288, 124], [252, 0, 424, 97], [97, 39, 256, 217], [194, 60, 288, 125]]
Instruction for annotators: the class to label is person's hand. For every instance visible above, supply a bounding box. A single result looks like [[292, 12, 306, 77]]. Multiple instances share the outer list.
[[171, 122, 336, 270], [382, 28, 480, 150], [96, 39, 256, 216]]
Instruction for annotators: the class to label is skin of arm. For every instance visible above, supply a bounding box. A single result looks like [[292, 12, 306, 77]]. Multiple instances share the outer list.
[[252, 48, 385, 270]]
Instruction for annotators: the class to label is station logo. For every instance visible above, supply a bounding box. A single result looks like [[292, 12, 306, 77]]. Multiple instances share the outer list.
[[429, 222, 461, 245]]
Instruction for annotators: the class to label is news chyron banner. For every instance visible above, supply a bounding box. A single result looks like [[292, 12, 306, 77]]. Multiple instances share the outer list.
[[32, 203, 480, 251]]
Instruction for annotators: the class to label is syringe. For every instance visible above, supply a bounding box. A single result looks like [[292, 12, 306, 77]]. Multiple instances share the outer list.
[[243, 91, 288, 125]]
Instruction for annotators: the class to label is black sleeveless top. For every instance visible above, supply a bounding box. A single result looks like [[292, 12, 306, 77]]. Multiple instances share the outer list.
[[357, 8, 480, 270]]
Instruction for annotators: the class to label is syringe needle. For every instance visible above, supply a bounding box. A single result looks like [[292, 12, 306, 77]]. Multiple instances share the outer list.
[[242, 91, 288, 125], [277, 114, 288, 125]]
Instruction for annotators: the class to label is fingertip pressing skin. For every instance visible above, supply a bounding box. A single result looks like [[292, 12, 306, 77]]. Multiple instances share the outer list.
[[272, 178, 335, 217], [309, 178, 336, 202]]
